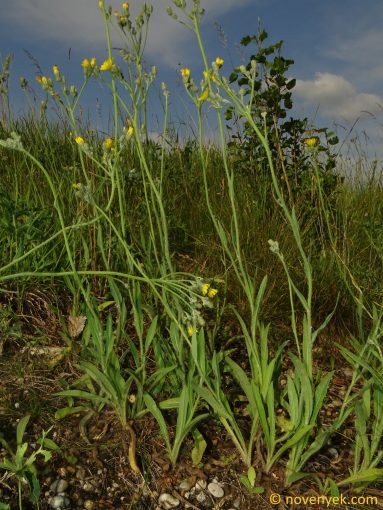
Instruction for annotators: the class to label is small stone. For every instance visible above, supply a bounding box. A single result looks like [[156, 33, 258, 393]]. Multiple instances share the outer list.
[[207, 482, 224, 498], [179, 479, 194, 491], [195, 479, 207, 491], [84, 500, 95, 510], [232, 497, 241, 509], [49, 494, 70, 508], [158, 493, 180, 509], [82, 481, 94, 492], [50, 479, 69, 494], [196, 491, 207, 503], [76, 466, 86, 480], [328, 447, 339, 459]]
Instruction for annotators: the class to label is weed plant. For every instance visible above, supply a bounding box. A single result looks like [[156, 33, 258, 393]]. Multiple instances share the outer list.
[[0, 0, 383, 501]]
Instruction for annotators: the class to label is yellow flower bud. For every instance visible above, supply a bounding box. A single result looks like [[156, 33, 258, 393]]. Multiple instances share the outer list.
[[52, 65, 60, 78], [215, 57, 224, 68], [81, 58, 90, 69], [122, 2, 129, 10], [187, 325, 194, 337], [90, 57, 97, 67], [75, 136, 85, 145]]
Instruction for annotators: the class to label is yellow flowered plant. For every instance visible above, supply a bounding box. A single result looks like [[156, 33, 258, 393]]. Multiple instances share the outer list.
[[90, 57, 97, 68], [187, 325, 194, 337], [100, 58, 114, 71], [122, 2, 129, 10], [215, 57, 224, 68], [81, 59, 90, 69], [75, 136, 85, 145]]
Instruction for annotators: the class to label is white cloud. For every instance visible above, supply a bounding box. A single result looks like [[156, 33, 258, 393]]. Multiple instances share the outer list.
[[2, 0, 253, 67], [295, 72, 383, 122]]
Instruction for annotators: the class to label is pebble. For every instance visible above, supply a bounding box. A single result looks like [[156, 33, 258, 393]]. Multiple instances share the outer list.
[[195, 479, 207, 491], [328, 447, 339, 459], [207, 482, 224, 498], [158, 493, 180, 509], [76, 466, 86, 480], [179, 479, 194, 491], [196, 491, 207, 503], [82, 481, 95, 492], [50, 479, 69, 494], [49, 494, 70, 508]]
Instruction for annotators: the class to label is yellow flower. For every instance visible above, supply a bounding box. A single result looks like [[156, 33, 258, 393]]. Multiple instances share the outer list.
[[180, 68, 191, 78], [203, 70, 217, 83], [35, 75, 42, 83], [198, 89, 209, 102], [215, 57, 224, 68], [122, 2, 129, 10], [81, 59, 90, 69], [72, 182, 81, 189], [208, 288, 218, 299], [202, 282, 218, 298], [52, 65, 60, 78], [201, 283, 210, 296], [75, 136, 85, 145], [127, 125, 134, 137], [41, 76, 48, 85], [304, 136, 319, 147], [103, 137, 113, 150], [90, 57, 97, 67], [187, 325, 194, 337], [100, 58, 114, 71], [113, 10, 119, 17]]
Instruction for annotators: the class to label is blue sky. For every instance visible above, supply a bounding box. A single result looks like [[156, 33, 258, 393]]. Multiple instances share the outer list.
[[1, 0, 382, 157]]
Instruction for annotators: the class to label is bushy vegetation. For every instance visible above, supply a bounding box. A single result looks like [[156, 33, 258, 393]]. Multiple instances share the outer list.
[[1, 1, 383, 508]]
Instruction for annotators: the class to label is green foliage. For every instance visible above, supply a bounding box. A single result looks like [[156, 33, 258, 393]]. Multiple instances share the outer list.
[[0, 416, 58, 510]]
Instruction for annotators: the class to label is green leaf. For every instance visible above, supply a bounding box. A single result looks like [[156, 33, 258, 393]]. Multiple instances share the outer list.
[[247, 466, 256, 487], [16, 415, 30, 446], [143, 393, 170, 452], [54, 406, 88, 420], [191, 429, 207, 466], [338, 468, 383, 486]]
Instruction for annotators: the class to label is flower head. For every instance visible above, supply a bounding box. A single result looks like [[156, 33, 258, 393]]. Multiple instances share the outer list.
[[52, 65, 60, 79], [90, 57, 97, 68], [180, 68, 191, 78], [304, 136, 319, 147], [208, 288, 218, 298], [201, 282, 218, 299], [75, 136, 85, 145], [198, 89, 209, 102], [215, 57, 224, 68], [103, 137, 113, 151], [100, 58, 114, 71], [81, 59, 90, 69], [122, 2, 129, 10], [187, 325, 194, 337]]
